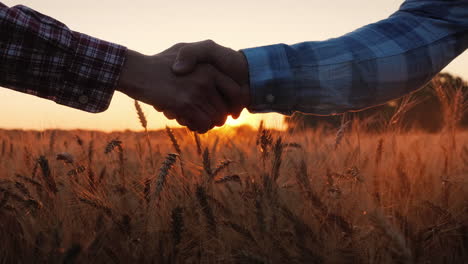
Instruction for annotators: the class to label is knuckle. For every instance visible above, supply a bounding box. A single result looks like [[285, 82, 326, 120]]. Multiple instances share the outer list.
[[164, 114, 175, 120], [178, 45, 190, 54], [234, 109, 242, 117], [173, 42, 187, 49], [191, 76, 211, 88], [214, 119, 223, 126], [203, 39, 216, 47]]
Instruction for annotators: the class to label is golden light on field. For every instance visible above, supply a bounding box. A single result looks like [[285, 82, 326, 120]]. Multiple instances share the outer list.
[[1, 2, 468, 263], [213, 111, 257, 133], [224, 113, 252, 127]]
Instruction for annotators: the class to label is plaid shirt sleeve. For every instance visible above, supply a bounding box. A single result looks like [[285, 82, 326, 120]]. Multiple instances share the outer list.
[[241, 0, 468, 115], [0, 3, 127, 113]]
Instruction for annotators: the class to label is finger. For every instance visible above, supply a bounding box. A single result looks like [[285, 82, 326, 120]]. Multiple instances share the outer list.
[[217, 113, 228, 127], [163, 110, 177, 120], [196, 80, 228, 128], [186, 65, 227, 128], [179, 106, 212, 133], [175, 115, 189, 127], [232, 110, 242, 120], [195, 101, 216, 130], [207, 92, 229, 126], [213, 71, 244, 119], [231, 102, 246, 119], [172, 40, 222, 75]]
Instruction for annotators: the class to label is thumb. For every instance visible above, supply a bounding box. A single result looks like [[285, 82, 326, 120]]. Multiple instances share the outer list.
[[172, 40, 219, 75]]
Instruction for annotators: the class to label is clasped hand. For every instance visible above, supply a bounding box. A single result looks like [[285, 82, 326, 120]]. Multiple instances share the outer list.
[[117, 40, 250, 133]]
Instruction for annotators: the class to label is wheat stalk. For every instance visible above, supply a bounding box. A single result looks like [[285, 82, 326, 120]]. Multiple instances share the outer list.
[[196, 185, 217, 235], [212, 159, 233, 177], [56, 152, 74, 164], [135, 100, 155, 170], [369, 211, 413, 264], [48, 130, 56, 153], [75, 135, 84, 147], [14, 181, 31, 198], [0, 186, 42, 211], [256, 127, 272, 162], [335, 120, 351, 149], [271, 137, 283, 181], [67, 165, 86, 177], [193, 132, 202, 156], [171, 207, 184, 247], [134, 100, 148, 129], [215, 174, 242, 185], [78, 196, 113, 217], [202, 147, 213, 179], [37, 156, 57, 194], [165, 126, 181, 155], [154, 153, 178, 199], [104, 139, 122, 154], [223, 220, 255, 242], [211, 136, 219, 157]]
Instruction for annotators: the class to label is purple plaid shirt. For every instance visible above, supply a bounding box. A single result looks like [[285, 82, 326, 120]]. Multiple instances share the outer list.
[[0, 3, 127, 113]]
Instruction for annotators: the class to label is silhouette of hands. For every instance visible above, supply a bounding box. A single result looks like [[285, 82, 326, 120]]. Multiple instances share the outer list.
[[172, 40, 250, 120], [117, 43, 242, 133]]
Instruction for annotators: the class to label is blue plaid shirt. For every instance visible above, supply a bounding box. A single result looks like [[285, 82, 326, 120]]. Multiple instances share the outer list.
[[242, 0, 468, 115]]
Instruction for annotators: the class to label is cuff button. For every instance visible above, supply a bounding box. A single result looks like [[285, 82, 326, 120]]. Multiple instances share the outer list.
[[266, 94, 275, 103], [78, 95, 89, 104]]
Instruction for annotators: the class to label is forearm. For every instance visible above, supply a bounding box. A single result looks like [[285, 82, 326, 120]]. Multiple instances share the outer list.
[[0, 3, 127, 113], [115, 49, 151, 102], [242, 0, 468, 115]]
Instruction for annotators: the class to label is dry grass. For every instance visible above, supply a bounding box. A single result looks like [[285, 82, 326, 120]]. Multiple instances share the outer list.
[[0, 81, 467, 263], [0, 124, 467, 263]]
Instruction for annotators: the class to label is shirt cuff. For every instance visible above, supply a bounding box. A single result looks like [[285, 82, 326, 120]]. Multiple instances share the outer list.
[[56, 32, 127, 113], [241, 44, 297, 115]]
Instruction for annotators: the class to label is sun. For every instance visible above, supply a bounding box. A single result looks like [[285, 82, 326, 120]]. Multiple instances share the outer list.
[[214, 110, 258, 130], [224, 115, 245, 127], [221, 109, 259, 128]]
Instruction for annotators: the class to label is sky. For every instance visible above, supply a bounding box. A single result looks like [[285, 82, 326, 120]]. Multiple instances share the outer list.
[[1, 0, 467, 131]]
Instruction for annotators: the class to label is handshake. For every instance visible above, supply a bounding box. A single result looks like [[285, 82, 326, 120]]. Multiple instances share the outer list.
[[117, 40, 250, 133]]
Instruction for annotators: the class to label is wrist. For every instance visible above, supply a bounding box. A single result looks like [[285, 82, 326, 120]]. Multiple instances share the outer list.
[[238, 51, 251, 108], [116, 49, 152, 99]]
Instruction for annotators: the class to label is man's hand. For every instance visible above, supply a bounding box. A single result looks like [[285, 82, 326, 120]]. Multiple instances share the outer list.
[[116, 44, 239, 133], [171, 40, 250, 119]]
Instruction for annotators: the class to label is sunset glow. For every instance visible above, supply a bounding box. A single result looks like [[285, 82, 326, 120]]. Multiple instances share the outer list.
[[0, 0, 466, 131], [1, 1, 467, 262], [224, 112, 256, 127]]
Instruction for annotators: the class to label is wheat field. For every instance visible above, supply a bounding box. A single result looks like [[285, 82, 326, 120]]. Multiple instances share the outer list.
[[1, 83, 468, 263]]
